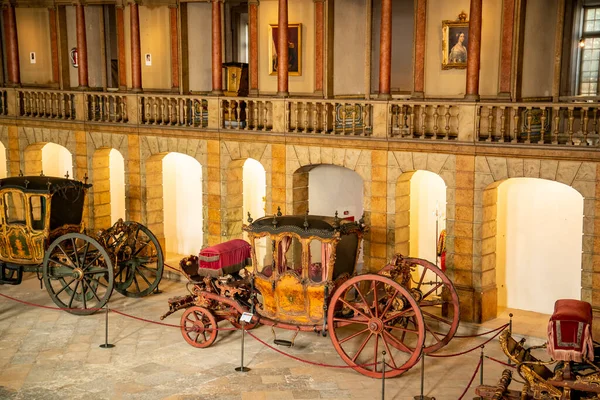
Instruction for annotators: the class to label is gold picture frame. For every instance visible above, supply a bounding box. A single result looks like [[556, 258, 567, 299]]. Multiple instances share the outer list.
[[442, 14, 469, 70], [268, 23, 302, 76]]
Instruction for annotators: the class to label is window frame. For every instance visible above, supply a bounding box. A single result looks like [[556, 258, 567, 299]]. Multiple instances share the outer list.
[[578, 5, 600, 95]]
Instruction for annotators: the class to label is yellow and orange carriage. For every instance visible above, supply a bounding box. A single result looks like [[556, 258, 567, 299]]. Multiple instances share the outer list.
[[163, 212, 460, 378]]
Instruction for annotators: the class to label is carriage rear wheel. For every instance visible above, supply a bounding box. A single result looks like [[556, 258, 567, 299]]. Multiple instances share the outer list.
[[42, 233, 114, 315], [327, 274, 425, 378], [181, 306, 218, 348], [113, 221, 164, 298]]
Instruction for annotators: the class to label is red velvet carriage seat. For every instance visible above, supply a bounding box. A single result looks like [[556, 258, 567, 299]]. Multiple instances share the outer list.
[[547, 299, 594, 362], [197, 239, 252, 277]]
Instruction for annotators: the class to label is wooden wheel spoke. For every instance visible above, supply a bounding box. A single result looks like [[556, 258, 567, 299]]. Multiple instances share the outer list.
[[352, 332, 373, 363], [333, 317, 368, 325], [68, 281, 80, 308], [71, 238, 81, 267], [421, 309, 453, 325], [81, 278, 88, 309], [385, 324, 420, 335], [135, 267, 154, 287], [352, 283, 373, 318], [83, 278, 102, 302], [382, 330, 411, 353], [382, 308, 413, 324], [133, 240, 151, 257], [83, 251, 102, 271], [416, 268, 427, 290], [380, 289, 398, 317], [132, 274, 142, 293], [423, 323, 443, 343], [420, 282, 443, 301], [81, 241, 90, 268], [379, 333, 398, 369], [57, 244, 73, 265], [338, 327, 370, 344], [193, 312, 200, 321], [193, 332, 200, 343], [49, 258, 74, 270], [339, 298, 370, 320], [373, 333, 379, 371], [54, 278, 76, 296], [87, 277, 109, 288], [372, 281, 379, 318]]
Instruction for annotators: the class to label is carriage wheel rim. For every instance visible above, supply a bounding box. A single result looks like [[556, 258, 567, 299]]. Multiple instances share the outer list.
[[327, 274, 425, 379], [180, 306, 218, 348]]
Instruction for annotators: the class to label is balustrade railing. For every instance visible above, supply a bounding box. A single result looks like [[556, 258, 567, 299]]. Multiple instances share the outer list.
[[17, 89, 75, 120], [220, 98, 272, 131], [389, 102, 460, 140], [86, 93, 128, 123], [0, 89, 7, 116], [139, 95, 208, 127], [286, 100, 373, 136], [477, 103, 600, 146]]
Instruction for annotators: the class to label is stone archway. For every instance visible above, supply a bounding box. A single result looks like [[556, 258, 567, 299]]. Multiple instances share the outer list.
[[24, 142, 73, 177], [91, 148, 126, 230]]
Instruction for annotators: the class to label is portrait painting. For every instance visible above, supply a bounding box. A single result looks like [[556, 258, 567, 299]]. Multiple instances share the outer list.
[[268, 23, 302, 76], [442, 19, 469, 70]]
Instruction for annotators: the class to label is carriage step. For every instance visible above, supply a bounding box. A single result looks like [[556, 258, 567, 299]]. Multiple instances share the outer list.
[[0, 264, 23, 285], [273, 339, 293, 347]]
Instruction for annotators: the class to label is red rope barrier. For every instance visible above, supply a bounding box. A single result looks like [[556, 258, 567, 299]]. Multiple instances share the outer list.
[[457, 357, 483, 400], [164, 263, 180, 272], [429, 327, 507, 358], [485, 355, 515, 369], [0, 292, 103, 312]]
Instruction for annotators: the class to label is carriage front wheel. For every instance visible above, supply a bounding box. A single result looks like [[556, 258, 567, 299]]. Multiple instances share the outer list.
[[327, 274, 425, 378], [42, 233, 114, 315], [180, 306, 218, 348]]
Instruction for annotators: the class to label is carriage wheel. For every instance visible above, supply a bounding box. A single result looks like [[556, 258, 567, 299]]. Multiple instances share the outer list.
[[42, 233, 114, 315], [113, 221, 164, 298], [327, 274, 425, 378], [382, 257, 460, 354], [181, 306, 218, 348]]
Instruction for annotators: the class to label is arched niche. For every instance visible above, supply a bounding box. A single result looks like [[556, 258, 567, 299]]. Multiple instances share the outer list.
[[0, 141, 6, 178], [92, 148, 126, 229], [23, 142, 72, 178]]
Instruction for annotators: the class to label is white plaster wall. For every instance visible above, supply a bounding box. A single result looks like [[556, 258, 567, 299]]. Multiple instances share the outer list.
[[163, 153, 203, 255], [15, 8, 52, 85], [371, 0, 414, 94], [409, 170, 447, 263], [308, 165, 364, 267], [258, 0, 314, 94], [85, 6, 104, 89], [66, 6, 79, 89], [243, 158, 266, 261], [496, 178, 583, 315], [109, 149, 126, 225], [424, 0, 501, 97], [187, 3, 213, 93], [334, 0, 367, 95], [42, 143, 72, 178], [521, 0, 557, 98], [0, 142, 6, 178], [140, 6, 172, 89]]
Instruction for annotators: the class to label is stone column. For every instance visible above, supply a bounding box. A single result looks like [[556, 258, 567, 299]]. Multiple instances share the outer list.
[[314, 0, 324, 96], [130, 1, 142, 91], [378, 0, 392, 99], [116, 5, 127, 90], [75, 3, 88, 89], [277, 0, 289, 97], [127, 134, 142, 222], [7, 125, 19, 176], [498, 0, 515, 98], [370, 150, 388, 271], [271, 144, 286, 213], [206, 140, 221, 246], [552, 0, 566, 101], [49, 7, 59, 84], [413, 0, 426, 98], [3, 2, 19, 86], [211, 0, 223, 95], [465, 0, 482, 100], [249, 0, 258, 96], [170, 5, 179, 91]]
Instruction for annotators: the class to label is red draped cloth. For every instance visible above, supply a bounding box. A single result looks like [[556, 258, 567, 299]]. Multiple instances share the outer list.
[[197, 239, 251, 277], [547, 299, 594, 363]]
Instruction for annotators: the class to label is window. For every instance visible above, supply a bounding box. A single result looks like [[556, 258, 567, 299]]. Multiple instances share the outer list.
[[29, 196, 46, 231], [4, 192, 26, 225], [579, 7, 600, 95]]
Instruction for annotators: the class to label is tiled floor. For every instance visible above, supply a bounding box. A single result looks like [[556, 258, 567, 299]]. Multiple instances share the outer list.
[[0, 274, 544, 399]]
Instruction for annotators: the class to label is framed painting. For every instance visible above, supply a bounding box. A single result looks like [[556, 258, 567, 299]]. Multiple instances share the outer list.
[[442, 17, 469, 70], [268, 23, 302, 76]]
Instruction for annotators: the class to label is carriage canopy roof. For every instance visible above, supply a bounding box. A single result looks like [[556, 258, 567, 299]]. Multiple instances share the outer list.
[[243, 214, 367, 239], [0, 176, 91, 194]]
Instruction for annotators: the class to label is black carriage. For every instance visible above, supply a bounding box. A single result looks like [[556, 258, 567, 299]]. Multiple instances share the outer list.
[[0, 176, 164, 314]]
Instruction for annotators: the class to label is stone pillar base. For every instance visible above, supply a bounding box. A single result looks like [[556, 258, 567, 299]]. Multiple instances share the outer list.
[[378, 92, 392, 100], [497, 91, 511, 99], [455, 285, 497, 323], [464, 93, 480, 101], [212, 90, 223, 96], [277, 91, 289, 98], [249, 89, 259, 97], [411, 91, 424, 99]]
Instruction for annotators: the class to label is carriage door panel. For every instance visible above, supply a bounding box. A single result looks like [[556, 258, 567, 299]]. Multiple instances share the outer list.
[[28, 195, 47, 261], [3, 192, 34, 261], [275, 274, 306, 317], [255, 276, 277, 317]]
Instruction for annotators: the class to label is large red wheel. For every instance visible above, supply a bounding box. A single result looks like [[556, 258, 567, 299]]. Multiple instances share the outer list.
[[180, 306, 218, 348], [327, 274, 425, 378], [381, 256, 460, 354]]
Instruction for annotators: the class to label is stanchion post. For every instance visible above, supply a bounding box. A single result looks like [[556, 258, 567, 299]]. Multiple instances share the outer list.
[[381, 351, 386, 400], [473, 345, 484, 400], [99, 304, 115, 349], [235, 314, 251, 372], [508, 313, 513, 365], [414, 344, 433, 400]]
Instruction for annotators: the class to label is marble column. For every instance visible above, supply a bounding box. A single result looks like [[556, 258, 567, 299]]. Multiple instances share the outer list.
[[49, 7, 59, 84], [498, 0, 515, 98], [314, 0, 324, 96], [211, 0, 223, 95], [249, 0, 258, 96], [130, 1, 142, 91], [465, 0, 482, 100], [170, 5, 179, 91], [413, 0, 426, 98], [116, 5, 127, 89], [378, 0, 392, 99], [3, 3, 20, 86], [277, 0, 289, 97], [75, 3, 88, 88]]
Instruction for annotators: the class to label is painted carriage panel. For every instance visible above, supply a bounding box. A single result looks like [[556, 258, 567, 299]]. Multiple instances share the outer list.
[[6, 225, 34, 262], [274, 273, 306, 317], [255, 275, 277, 316], [306, 284, 325, 322]]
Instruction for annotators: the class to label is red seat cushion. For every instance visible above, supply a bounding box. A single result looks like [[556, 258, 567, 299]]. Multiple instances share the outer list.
[[197, 239, 251, 277], [550, 299, 592, 325]]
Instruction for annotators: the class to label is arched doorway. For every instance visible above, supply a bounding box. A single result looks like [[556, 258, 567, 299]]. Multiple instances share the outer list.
[[42, 143, 72, 178], [0, 141, 6, 178], [493, 178, 583, 314], [162, 152, 203, 256], [243, 158, 266, 221]]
